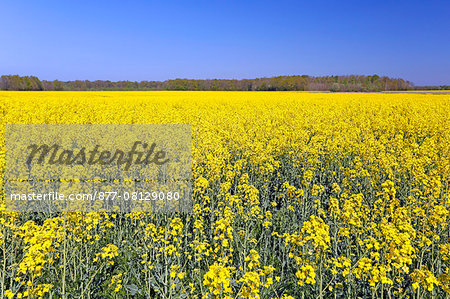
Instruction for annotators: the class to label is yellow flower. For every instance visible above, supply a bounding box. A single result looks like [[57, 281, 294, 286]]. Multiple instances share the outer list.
[[5, 290, 14, 299]]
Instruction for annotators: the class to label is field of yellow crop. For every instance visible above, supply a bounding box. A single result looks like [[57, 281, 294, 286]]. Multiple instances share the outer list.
[[0, 91, 449, 298]]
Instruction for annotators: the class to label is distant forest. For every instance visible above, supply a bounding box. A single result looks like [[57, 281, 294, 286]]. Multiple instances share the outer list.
[[0, 74, 448, 92]]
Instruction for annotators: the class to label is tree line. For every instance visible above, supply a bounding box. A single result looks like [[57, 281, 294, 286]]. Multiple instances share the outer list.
[[1, 74, 444, 92]]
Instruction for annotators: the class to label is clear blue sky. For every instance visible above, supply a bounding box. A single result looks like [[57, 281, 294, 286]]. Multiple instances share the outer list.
[[1, 0, 449, 85]]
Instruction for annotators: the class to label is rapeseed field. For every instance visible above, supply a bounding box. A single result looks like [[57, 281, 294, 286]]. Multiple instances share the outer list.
[[0, 91, 449, 298]]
